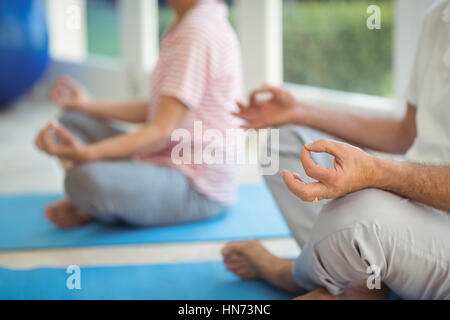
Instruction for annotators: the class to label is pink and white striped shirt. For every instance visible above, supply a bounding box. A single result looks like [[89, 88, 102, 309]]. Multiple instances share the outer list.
[[141, 1, 243, 205]]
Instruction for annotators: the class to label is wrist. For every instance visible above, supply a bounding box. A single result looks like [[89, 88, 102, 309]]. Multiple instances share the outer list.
[[75, 99, 91, 112], [296, 103, 320, 127], [82, 144, 101, 162], [368, 156, 395, 190], [291, 102, 310, 126]]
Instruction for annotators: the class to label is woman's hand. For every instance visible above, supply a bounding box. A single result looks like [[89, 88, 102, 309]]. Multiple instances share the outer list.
[[233, 84, 306, 129], [281, 139, 378, 202], [50, 76, 91, 111], [35, 121, 95, 163]]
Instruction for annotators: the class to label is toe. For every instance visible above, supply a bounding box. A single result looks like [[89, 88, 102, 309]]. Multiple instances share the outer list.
[[222, 240, 261, 258], [232, 266, 256, 280], [238, 272, 255, 280], [225, 261, 247, 271], [223, 253, 242, 264], [222, 242, 241, 258], [44, 204, 60, 225]]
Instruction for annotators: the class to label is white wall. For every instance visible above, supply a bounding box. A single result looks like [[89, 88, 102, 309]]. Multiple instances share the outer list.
[[46, 0, 87, 61], [237, 0, 283, 94], [394, 0, 435, 104]]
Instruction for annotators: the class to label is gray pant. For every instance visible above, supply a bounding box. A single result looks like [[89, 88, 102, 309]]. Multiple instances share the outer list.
[[264, 125, 450, 299], [59, 111, 227, 227]]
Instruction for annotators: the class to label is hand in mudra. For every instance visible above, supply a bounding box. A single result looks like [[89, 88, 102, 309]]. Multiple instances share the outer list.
[[50, 76, 90, 111], [233, 84, 304, 129], [35, 121, 91, 163], [282, 139, 378, 202]]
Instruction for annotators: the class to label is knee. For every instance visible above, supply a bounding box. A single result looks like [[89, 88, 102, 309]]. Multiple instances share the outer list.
[[58, 110, 89, 127], [66, 163, 98, 193], [65, 163, 110, 212], [259, 125, 307, 174], [305, 190, 391, 285], [312, 189, 393, 241], [261, 125, 307, 155]]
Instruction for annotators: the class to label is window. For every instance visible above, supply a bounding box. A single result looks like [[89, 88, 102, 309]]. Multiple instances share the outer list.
[[158, 0, 237, 41], [283, 0, 394, 97], [46, 0, 415, 105], [157, 0, 174, 40], [86, 0, 120, 58], [45, 0, 159, 99]]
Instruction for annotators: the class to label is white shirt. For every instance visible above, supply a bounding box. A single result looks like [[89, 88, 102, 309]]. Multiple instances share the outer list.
[[405, 0, 450, 165]]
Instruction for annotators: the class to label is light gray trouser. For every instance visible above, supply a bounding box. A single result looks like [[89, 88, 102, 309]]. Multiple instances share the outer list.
[[58, 110, 227, 227], [263, 125, 450, 300]]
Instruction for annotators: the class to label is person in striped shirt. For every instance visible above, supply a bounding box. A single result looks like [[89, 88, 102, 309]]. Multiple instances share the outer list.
[[35, 0, 243, 228]]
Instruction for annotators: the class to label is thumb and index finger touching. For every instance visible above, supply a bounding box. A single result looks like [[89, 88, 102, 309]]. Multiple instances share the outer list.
[[48, 121, 78, 145]]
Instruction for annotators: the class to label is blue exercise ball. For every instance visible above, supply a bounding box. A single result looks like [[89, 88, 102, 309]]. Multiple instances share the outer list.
[[0, 0, 49, 109]]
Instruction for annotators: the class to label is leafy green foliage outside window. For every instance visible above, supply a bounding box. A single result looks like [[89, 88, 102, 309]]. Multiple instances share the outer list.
[[85, 0, 392, 97], [283, 0, 393, 97], [87, 0, 120, 58]]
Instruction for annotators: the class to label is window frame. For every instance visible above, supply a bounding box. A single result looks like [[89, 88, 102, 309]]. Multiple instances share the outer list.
[[45, 0, 158, 100], [44, 0, 430, 113]]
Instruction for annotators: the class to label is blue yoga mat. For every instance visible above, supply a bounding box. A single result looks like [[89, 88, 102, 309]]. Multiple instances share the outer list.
[[0, 184, 290, 250], [0, 261, 293, 300]]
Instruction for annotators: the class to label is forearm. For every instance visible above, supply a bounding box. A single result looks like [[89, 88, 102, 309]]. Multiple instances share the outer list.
[[84, 96, 189, 160], [372, 158, 450, 213], [79, 99, 149, 123], [298, 104, 414, 154], [85, 125, 170, 161]]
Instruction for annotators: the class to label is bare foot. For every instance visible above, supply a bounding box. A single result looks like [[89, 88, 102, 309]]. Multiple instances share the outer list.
[[294, 281, 390, 300], [340, 281, 390, 300], [223, 241, 390, 300], [294, 288, 335, 300], [45, 199, 93, 229], [221, 240, 301, 293]]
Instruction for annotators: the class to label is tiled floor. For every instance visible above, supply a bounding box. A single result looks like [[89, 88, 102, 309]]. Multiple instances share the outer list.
[[0, 99, 299, 270]]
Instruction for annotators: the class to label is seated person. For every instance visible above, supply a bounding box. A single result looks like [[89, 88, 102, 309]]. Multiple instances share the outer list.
[[223, 0, 450, 300], [35, 0, 243, 228]]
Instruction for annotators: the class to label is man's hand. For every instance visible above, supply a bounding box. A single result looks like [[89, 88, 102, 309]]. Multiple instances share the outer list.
[[35, 122, 95, 163], [233, 84, 306, 129], [50, 76, 91, 111], [281, 139, 377, 202]]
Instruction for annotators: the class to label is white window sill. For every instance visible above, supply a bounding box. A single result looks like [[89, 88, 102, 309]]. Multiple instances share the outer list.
[[47, 56, 130, 100], [284, 83, 400, 116], [51, 54, 124, 70]]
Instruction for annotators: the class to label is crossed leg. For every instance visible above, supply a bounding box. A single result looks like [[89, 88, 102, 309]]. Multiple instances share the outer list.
[[44, 110, 126, 228], [223, 188, 450, 300], [222, 240, 388, 300], [223, 125, 401, 299]]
